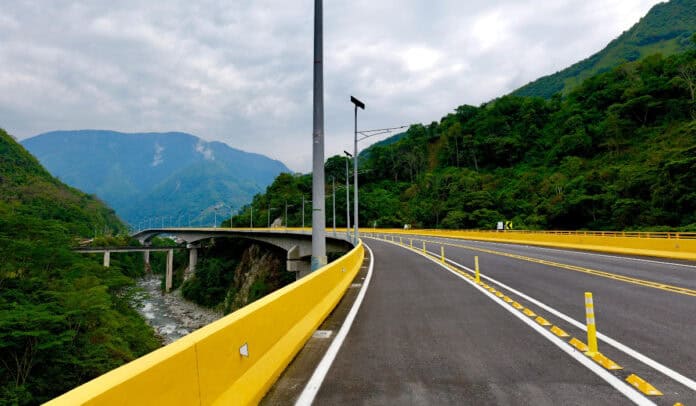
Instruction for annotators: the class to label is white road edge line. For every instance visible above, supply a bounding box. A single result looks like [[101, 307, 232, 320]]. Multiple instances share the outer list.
[[437, 255, 696, 393], [295, 243, 375, 406], [375, 237, 655, 406]]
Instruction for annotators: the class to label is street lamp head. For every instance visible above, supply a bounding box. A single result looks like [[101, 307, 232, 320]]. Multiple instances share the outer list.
[[350, 96, 365, 110], [344, 150, 353, 157]]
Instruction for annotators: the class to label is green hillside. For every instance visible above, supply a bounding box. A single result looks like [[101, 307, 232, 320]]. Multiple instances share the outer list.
[[235, 47, 696, 231], [513, 0, 696, 98], [0, 129, 159, 404]]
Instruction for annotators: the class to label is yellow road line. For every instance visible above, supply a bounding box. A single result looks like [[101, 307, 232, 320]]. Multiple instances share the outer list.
[[423, 238, 696, 297]]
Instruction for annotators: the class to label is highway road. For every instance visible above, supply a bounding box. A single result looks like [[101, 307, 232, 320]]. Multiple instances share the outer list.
[[286, 235, 696, 405]]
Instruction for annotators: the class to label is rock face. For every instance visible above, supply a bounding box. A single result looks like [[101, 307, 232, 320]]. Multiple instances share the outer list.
[[225, 243, 288, 313]]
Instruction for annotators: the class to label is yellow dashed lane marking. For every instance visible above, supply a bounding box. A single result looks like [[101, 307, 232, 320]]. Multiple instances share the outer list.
[[550, 325, 570, 337], [522, 308, 537, 317], [626, 374, 663, 396], [422, 238, 696, 297]]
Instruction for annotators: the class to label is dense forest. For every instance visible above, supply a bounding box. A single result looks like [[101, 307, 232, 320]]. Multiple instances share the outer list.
[[514, 0, 696, 98], [0, 129, 160, 405], [234, 45, 696, 232]]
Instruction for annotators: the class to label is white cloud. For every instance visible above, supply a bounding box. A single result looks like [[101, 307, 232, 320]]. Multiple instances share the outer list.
[[0, 0, 664, 171], [195, 139, 214, 161], [152, 143, 164, 167]]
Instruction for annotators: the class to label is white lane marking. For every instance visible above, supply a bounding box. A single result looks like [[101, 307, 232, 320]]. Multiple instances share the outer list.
[[419, 234, 696, 270], [438, 255, 696, 392], [295, 244, 375, 406], [379, 239, 655, 406]]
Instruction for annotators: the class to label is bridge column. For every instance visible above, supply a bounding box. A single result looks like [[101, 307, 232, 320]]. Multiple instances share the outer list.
[[287, 245, 311, 280], [165, 249, 174, 292], [103, 251, 110, 267], [143, 250, 150, 273], [185, 244, 199, 281]]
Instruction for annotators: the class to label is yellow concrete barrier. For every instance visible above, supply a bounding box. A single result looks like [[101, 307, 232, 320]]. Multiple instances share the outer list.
[[47, 241, 365, 406], [361, 228, 696, 260]]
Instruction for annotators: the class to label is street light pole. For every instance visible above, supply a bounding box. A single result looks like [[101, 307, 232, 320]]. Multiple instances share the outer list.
[[344, 151, 351, 239], [332, 176, 336, 235], [302, 195, 305, 229], [350, 96, 364, 244], [268, 202, 271, 228], [250, 205, 253, 228], [311, 0, 327, 271]]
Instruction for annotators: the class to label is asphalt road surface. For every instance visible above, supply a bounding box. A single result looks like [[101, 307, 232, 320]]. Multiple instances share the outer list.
[[310, 238, 676, 405]]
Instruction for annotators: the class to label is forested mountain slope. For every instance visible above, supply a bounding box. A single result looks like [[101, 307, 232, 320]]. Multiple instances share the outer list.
[[513, 0, 696, 98], [0, 129, 159, 404]]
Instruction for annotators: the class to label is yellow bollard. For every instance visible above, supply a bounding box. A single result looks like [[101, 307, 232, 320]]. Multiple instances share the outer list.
[[410, 239, 413, 248], [400, 236, 403, 245], [440, 246, 445, 264], [475, 256, 480, 283], [422, 241, 426, 253], [585, 292, 598, 356]]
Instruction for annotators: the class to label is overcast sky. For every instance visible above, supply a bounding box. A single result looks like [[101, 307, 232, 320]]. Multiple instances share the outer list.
[[0, 1, 663, 171]]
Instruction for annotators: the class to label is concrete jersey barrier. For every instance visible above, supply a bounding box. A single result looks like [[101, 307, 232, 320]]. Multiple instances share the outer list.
[[46, 241, 365, 405]]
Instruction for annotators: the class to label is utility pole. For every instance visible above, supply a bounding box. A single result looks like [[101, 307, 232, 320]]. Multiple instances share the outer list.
[[311, 0, 327, 271]]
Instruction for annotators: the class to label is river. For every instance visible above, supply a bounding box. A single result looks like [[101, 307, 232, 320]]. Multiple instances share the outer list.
[[131, 274, 223, 345]]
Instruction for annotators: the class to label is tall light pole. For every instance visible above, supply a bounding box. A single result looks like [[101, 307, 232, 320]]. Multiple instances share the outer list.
[[250, 205, 253, 228], [332, 175, 336, 235], [350, 96, 365, 244], [311, 0, 327, 271], [302, 195, 305, 229], [267, 202, 271, 228], [344, 151, 351, 239]]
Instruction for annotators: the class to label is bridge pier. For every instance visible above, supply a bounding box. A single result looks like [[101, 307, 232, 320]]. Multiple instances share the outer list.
[[103, 251, 110, 267], [185, 244, 199, 281], [287, 245, 312, 279], [165, 249, 174, 292], [143, 250, 150, 273]]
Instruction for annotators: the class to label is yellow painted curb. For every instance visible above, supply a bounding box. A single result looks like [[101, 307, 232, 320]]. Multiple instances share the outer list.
[[522, 308, 537, 317], [591, 353, 622, 370], [511, 302, 524, 310], [534, 316, 551, 326], [626, 374, 663, 396], [569, 337, 589, 352]]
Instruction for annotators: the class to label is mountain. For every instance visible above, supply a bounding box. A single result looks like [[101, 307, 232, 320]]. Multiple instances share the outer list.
[[0, 128, 160, 403], [513, 0, 696, 98], [21, 130, 291, 228]]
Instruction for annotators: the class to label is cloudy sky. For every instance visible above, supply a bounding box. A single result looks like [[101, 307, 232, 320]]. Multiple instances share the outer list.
[[0, 1, 662, 171]]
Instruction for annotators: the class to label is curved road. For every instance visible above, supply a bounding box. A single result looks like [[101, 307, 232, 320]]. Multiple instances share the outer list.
[[267, 235, 696, 405]]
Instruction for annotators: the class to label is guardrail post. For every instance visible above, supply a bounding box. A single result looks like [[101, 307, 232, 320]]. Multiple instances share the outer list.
[[585, 292, 598, 356], [475, 256, 480, 283]]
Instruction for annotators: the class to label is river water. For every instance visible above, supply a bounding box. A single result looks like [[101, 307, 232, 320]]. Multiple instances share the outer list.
[[131, 274, 223, 345]]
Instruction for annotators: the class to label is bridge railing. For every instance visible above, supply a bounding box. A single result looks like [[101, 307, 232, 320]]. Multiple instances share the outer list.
[[47, 241, 365, 405], [362, 229, 696, 260]]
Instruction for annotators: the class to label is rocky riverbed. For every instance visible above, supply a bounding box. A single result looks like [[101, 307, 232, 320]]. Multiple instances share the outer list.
[[132, 274, 223, 345]]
